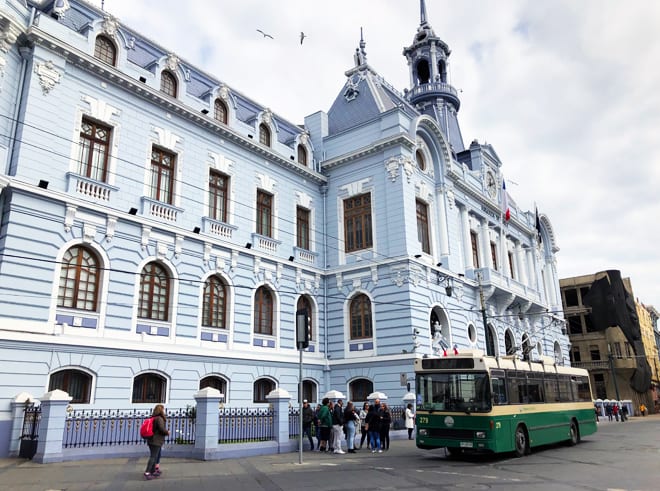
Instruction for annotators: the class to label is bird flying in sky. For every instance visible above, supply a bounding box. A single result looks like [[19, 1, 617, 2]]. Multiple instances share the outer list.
[[300, 32, 306, 45], [256, 29, 274, 39]]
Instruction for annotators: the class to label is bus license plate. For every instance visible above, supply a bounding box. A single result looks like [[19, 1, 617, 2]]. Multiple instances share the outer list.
[[460, 442, 473, 448]]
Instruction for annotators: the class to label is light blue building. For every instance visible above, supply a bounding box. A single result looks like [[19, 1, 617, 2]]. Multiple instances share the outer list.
[[0, 0, 567, 456]]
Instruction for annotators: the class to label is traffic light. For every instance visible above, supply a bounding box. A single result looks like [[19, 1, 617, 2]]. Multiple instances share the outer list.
[[296, 309, 310, 350]]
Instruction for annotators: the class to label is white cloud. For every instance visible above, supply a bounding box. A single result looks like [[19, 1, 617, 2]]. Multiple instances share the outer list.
[[89, 0, 660, 305]]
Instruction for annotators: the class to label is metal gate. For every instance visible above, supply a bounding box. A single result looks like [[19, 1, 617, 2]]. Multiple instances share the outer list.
[[19, 404, 41, 459]]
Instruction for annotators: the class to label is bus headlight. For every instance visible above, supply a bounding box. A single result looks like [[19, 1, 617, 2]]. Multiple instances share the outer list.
[[475, 431, 486, 439], [419, 429, 428, 436]]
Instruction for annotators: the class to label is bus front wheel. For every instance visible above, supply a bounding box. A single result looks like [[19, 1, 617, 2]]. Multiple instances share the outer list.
[[514, 425, 529, 458]]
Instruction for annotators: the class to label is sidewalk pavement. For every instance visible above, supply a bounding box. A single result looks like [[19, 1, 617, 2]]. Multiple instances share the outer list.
[[0, 431, 417, 491]]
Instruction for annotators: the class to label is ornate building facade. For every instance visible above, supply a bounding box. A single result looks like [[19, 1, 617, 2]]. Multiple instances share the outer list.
[[0, 0, 566, 455]]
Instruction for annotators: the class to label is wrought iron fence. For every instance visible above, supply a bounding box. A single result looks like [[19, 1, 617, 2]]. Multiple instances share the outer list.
[[218, 407, 274, 443], [389, 404, 405, 428], [289, 407, 300, 438], [19, 403, 42, 459], [63, 407, 195, 448]]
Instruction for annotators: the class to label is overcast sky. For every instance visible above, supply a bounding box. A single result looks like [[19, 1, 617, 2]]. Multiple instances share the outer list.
[[91, 0, 660, 307]]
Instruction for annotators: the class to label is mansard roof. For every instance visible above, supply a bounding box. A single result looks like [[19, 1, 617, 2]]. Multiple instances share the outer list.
[[39, 0, 305, 147], [327, 65, 417, 135]]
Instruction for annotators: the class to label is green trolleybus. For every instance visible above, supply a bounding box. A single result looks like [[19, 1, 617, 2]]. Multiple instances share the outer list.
[[414, 349, 597, 456]]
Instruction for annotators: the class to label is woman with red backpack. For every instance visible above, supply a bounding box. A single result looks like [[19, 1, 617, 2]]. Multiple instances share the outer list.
[[144, 404, 169, 480]]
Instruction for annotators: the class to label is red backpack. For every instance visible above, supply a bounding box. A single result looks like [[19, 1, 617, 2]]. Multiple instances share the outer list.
[[140, 417, 154, 438]]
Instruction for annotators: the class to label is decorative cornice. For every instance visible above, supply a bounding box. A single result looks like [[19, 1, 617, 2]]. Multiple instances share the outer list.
[[322, 134, 416, 171]]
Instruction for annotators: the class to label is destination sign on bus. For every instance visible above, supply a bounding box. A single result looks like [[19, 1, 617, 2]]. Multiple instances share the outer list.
[[421, 358, 475, 370]]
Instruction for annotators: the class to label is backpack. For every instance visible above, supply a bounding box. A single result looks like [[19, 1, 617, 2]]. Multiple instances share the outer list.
[[140, 417, 154, 438]]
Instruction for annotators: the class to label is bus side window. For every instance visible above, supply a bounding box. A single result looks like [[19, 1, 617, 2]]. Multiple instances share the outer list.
[[492, 377, 507, 405]]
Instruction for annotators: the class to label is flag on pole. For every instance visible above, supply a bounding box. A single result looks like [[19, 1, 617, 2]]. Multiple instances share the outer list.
[[501, 179, 510, 222]]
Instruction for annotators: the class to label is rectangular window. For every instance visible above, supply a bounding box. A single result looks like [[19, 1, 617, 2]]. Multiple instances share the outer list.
[[589, 345, 601, 361], [563, 288, 579, 307], [78, 118, 111, 182], [470, 231, 480, 268], [150, 147, 176, 204], [209, 170, 229, 222], [624, 342, 632, 357], [344, 193, 373, 252], [571, 346, 581, 363], [296, 206, 310, 250], [613, 342, 622, 358], [256, 190, 273, 237], [508, 251, 515, 279], [490, 242, 498, 270], [416, 199, 430, 254]]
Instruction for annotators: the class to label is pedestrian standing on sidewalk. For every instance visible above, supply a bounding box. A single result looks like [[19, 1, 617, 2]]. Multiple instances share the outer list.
[[144, 404, 169, 480], [343, 401, 359, 453], [613, 403, 619, 422], [640, 403, 647, 416], [365, 403, 381, 453], [359, 402, 370, 449], [317, 398, 332, 452], [621, 404, 628, 421], [332, 399, 345, 454], [301, 400, 315, 450], [379, 403, 392, 450], [405, 403, 415, 439]]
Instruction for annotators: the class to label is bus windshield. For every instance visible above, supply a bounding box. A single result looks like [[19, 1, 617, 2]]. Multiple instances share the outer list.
[[416, 372, 491, 413]]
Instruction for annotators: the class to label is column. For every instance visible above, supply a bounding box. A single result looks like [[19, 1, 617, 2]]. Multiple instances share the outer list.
[[8, 392, 35, 457], [193, 387, 222, 460], [266, 388, 292, 453], [460, 207, 472, 269], [480, 220, 492, 269], [33, 389, 71, 464], [436, 187, 449, 258], [515, 244, 527, 285]]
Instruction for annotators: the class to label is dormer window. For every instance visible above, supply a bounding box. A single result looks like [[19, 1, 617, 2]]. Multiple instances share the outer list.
[[94, 35, 117, 66], [297, 145, 307, 166], [160, 70, 177, 97], [214, 98, 228, 124], [259, 124, 271, 147]]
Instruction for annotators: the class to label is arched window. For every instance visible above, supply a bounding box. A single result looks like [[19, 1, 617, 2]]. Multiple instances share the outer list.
[[49, 369, 92, 403], [254, 286, 274, 335], [132, 373, 166, 403], [350, 294, 372, 339], [214, 98, 228, 124], [349, 378, 373, 402], [415, 59, 430, 84], [199, 375, 227, 399], [203, 275, 227, 328], [58, 245, 101, 311], [505, 329, 516, 355], [415, 149, 426, 171], [160, 70, 177, 97], [302, 380, 317, 403], [486, 323, 497, 356], [296, 295, 313, 341], [253, 378, 275, 403], [259, 123, 271, 147], [297, 145, 307, 166], [139, 262, 170, 321], [554, 341, 563, 364], [521, 333, 531, 361], [94, 35, 116, 66]]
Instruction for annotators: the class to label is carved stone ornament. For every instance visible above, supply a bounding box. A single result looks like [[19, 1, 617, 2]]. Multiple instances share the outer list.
[[52, 0, 71, 17], [385, 157, 400, 182], [218, 83, 229, 100], [299, 131, 309, 146], [261, 108, 272, 125], [102, 14, 120, 38], [165, 53, 179, 72], [34, 61, 62, 94], [445, 186, 456, 210]]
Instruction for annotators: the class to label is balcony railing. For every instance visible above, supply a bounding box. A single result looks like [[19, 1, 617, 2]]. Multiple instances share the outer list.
[[66, 173, 118, 202], [141, 197, 183, 222], [251, 233, 281, 253]]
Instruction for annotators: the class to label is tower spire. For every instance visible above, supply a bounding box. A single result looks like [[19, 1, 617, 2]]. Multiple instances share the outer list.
[[420, 0, 428, 25]]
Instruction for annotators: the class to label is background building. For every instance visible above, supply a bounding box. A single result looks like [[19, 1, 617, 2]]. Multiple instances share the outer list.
[[0, 0, 566, 456], [560, 272, 658, 413]]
